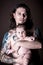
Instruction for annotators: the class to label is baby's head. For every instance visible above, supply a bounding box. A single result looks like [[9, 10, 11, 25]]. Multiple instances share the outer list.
[[16, 24, 26, 39]]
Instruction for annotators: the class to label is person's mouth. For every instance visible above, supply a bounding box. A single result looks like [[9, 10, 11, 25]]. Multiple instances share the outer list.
[[20, 19, 24, 22]]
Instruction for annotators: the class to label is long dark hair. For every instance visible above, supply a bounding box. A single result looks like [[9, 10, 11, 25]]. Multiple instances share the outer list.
[[10, 3, 34, 30]]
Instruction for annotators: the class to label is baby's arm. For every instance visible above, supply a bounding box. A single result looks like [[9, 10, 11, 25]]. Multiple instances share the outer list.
[[25, 36, 35, 42], [6, 40, 20, 58]]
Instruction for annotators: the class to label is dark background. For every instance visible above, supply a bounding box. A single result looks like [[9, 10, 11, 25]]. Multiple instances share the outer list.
[[0, 0, 43, 64]]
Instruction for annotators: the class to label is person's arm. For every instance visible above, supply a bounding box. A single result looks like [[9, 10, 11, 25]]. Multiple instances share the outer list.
[[0, 31, 21, 64], [0, 32, 15, 64], [16, 40, 42, 49]]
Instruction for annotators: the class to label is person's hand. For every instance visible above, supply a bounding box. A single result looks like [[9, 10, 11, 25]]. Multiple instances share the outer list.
[[6, 49, 12, 55]]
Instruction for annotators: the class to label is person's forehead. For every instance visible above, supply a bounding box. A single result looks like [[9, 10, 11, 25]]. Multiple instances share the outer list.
[[16, 7, 26, 12]]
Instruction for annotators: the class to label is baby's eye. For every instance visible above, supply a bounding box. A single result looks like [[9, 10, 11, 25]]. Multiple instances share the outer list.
[[18, 13, 21, 15], [18, 32, 20, 34]]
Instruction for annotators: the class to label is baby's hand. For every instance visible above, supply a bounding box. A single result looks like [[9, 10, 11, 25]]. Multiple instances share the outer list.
[[25, 36, 35, 42], [6, 49, 12, 55], [28, 36, 35, 41]]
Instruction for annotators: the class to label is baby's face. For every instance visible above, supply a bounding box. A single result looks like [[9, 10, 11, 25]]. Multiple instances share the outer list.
[[16, 27, 26, 39]]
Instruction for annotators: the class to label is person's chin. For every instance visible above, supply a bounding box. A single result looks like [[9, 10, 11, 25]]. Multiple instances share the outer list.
[[19, 21, 24, 24]]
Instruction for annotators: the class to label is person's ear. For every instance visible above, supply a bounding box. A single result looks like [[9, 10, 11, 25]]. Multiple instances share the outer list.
[[13, 13, 15, 19]]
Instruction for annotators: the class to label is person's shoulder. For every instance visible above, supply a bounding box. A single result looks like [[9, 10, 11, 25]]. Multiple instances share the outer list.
[[3, 29, 16, 39], [8, 29, 16, 35], [9, 29, 17, 40], [34, 27, 42, 36]]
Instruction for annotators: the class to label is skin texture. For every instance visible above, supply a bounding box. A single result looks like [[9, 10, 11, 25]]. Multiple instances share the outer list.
[[5, 26, 33, 65], [0, 6, 42, 65]]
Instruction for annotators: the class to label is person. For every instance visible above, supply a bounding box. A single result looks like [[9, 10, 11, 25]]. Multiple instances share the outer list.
[[0, 3, 42, 65], [5, 24, 35, 65]]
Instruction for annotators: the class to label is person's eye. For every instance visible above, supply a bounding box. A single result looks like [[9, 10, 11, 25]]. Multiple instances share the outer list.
[[22, 31, 24, 33], [18, 13, 21, 15], [23, 14, 27, 17], [23, 14, 25, 17]]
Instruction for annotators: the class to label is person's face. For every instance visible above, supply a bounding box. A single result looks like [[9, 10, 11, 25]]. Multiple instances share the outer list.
[[16, 27, 26, 39], [13, 7, 27, 25]]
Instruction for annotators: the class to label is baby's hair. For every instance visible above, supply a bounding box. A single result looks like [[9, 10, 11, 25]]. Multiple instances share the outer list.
[[16, 24, 26, 31]]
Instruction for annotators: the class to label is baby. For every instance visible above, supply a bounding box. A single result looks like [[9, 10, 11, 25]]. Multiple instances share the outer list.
[[5, 24, 35, 65]]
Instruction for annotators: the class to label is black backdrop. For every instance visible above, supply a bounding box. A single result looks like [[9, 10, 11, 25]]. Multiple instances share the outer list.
[[0, 0, 43, 65]]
